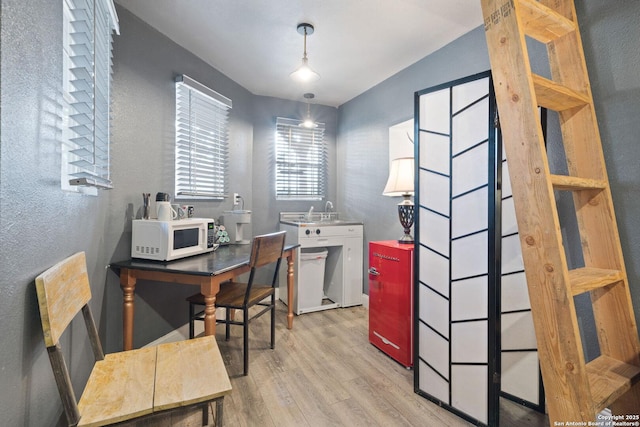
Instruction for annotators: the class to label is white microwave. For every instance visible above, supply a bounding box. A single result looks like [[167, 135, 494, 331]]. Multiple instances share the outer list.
[[131, 218, 215, 261]]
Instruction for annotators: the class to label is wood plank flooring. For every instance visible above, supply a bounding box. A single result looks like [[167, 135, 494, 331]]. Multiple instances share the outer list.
[[133, 303, 549, 426]]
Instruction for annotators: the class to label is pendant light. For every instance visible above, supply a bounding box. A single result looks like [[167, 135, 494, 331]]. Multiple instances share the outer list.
[[300, 93, 318, 129], [290, 23, 320, 83]]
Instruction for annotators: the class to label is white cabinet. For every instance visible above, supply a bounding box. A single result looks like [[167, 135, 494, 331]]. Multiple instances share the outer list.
[[279, 222, 363, 314]]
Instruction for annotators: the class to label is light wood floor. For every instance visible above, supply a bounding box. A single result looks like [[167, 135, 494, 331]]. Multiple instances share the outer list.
[[147, 303, 549, 426]]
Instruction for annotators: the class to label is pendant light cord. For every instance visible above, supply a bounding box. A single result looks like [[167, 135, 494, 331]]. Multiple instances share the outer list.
[[303, 27, 308, 60]]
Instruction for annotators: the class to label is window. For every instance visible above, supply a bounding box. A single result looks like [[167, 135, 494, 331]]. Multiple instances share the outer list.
[[62, 0, 119, 192], [275, 117, 326, 200], [175, 75, 232, 199]]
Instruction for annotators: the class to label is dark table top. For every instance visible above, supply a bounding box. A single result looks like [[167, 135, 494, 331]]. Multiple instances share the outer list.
[[110, 243, 299, 277]]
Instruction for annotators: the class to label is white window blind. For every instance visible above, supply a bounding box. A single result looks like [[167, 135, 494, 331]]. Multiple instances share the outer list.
[[275, 117, 326, 200], [175, 75, 232, 199], [63, 0, 119, 191]]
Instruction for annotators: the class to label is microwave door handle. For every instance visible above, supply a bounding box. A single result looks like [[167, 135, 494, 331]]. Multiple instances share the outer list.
[[203, 225, 212, 249]]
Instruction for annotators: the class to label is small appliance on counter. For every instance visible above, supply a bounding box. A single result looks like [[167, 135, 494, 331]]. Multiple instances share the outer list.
[[131, 217, 215, 261], [221, 210, 252, 244], [155, 192, 171, 202]]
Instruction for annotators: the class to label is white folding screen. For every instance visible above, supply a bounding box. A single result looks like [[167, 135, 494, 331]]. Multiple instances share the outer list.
[[499, 119, 545, 410], [415, 71, 544, 426]]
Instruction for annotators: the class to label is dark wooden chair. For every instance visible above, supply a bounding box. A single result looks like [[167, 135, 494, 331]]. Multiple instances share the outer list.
[[35, 251, 232, 426], [187, 230, 286, 376]]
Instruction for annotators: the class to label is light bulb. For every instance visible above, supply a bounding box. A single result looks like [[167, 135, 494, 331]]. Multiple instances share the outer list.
[[290, 58, 320, 83], [301, 118, 318, 128]]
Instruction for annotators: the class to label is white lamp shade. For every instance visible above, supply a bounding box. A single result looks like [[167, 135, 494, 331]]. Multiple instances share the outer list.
[[383, 157, 415, 196], [290, 58, 320, 83]]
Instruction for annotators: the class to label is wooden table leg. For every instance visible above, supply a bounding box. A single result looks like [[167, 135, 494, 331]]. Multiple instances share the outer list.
[[286, 250, 296, 329], [200, 279, 221, 337], [203, 294, 216, 336], [120, 268, 136, 351]]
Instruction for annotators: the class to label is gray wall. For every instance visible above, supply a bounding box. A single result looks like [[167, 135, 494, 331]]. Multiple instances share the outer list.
[[1, 0, 112, 425], [103, 7, 257, 350], [1, 0, 638, 425], [251, 95, 339, 236], [338, 1, 640, 340], [0, 4, 337, 424], [104, 8, 339, 351], [579, 0, 640, 347], [338, 26, 492, 293]]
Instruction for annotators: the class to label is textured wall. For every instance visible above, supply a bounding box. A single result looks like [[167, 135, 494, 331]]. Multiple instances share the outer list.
[[338, 26, 492, 294], [576, 0, 640, 333], [103, 6, 257, 350], [338, 1, 640, 345], [2, 0, 638, 424], [251, 95, 339, 237], [103, 7, 340, 350], [0, 3, 337, 423], [1, 0, 112, 424]]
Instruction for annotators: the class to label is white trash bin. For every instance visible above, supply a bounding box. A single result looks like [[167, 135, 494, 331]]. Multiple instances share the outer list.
[[299, 248, 328, 310]]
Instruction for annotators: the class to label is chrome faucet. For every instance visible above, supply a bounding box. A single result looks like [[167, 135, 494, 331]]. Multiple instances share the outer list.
[[325, 201, 334, 212], [306, 205, 314, 220]]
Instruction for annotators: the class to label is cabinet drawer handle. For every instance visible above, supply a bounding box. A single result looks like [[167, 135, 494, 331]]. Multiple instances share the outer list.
[[373, 331, 400, 350]]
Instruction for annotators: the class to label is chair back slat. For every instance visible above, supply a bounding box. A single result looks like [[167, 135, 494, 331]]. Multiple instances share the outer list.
[[250, 231, 286, 269], [35, 252, 91, 348], [242, 231, 286, 305]]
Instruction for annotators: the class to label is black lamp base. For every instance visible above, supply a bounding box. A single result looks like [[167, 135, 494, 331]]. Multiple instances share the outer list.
[[397, 234, 414, 244], [396, 198, 414, 244]]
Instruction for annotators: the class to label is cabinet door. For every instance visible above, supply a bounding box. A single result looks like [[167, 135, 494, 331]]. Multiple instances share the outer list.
[[369, 242, 413, 367], [342, 236, 363, 306]]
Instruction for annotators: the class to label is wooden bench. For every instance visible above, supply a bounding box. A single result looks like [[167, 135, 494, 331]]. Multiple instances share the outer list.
[[35, 252, 232, 426]]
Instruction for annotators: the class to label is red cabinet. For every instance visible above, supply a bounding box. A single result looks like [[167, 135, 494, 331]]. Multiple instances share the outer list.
[[368, 241, 414, 368]]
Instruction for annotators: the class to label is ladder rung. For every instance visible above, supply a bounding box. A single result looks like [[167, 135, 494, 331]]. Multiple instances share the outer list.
[[518, 0, 577, 43], [569, 267, 624, 296], [586, 355, 640, 412], [550, 174, 607, 191], [532, 74, 590, 111]]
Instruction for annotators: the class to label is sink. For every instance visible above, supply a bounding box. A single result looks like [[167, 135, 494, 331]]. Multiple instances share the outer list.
[[279, 212, 362, 227], [285, 219, 362, 226]]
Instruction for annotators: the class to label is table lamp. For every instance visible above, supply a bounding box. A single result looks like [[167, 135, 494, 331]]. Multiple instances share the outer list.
[[383, 157, 415, 244]]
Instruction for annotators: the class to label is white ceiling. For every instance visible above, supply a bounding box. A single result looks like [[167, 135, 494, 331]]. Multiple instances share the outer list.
[[115, 0, 483, 107]]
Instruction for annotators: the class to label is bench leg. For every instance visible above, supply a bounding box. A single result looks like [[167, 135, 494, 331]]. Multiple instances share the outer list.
[[189, 303, 195, 339], [215, 397, 224, 427], [202, 402, 209, 426]]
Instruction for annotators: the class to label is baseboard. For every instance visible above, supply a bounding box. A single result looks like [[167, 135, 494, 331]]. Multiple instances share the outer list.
[[143, 312, 212, 347], [361, 293, 369, 309]]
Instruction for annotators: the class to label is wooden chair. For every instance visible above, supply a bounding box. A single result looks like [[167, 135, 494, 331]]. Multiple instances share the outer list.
[[187, 230, 286, 376], [35, 251, 232, 426]]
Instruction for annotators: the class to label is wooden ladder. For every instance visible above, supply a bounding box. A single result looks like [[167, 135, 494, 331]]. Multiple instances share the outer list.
[[480, 0, 640, 421]]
